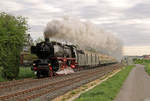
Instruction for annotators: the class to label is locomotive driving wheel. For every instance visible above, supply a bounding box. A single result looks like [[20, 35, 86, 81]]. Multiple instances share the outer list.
[[51, 60, 59, 72]]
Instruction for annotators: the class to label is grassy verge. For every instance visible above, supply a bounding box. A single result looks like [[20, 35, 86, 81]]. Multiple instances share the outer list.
[[0, 67, 35, 82], [144, 63, 150, 75], [75, 65, 134, 101]]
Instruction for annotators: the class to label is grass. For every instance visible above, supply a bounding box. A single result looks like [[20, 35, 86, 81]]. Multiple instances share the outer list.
[[17, 67, 35, 79], [144, 64, 150, 75], [0, 67, 35, 82], [134, 59, 150, 75], [75, 65, 134, 101]]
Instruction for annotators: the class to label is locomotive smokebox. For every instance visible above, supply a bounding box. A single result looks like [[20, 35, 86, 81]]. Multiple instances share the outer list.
[[31, 41, 54, 59], [45, 38, 50, 43]]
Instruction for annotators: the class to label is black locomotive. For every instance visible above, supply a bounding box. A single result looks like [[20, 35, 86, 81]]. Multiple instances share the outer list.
[[31, 38, 117, 78], [31, 38, 77, 78]]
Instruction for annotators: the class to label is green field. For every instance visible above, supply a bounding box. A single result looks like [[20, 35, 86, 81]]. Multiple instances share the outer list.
[[75, 65, 134, 101], [0, 67, 35, 82]]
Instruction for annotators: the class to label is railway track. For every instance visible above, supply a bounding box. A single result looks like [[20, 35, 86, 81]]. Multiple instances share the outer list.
[[0, 64, 122, 101], [0, 73, 84, 96], [0, 69, 103, 96]]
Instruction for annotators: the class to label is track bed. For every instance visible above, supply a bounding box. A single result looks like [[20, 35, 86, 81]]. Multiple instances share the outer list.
[[0, 64, 122, 101]]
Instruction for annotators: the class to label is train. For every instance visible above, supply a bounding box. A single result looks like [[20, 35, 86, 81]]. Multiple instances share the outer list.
[[31, 38, 117, 78]]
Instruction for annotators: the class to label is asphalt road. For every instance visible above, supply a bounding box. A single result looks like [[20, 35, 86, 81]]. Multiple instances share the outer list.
[[114, 64, 150, 101]]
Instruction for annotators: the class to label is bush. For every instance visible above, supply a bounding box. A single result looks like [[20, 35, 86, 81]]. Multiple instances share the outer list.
[[133, 59, 150, 64], [0, 12, 28, 80], [0, 67, 35, 82]]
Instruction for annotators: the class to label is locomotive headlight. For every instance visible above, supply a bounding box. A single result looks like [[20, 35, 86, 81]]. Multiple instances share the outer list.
[[34, 71, 37, 75], [33, 63, 36, 66]]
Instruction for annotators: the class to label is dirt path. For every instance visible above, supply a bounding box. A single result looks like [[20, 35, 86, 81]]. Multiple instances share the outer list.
[[114, 64, 150, 101]]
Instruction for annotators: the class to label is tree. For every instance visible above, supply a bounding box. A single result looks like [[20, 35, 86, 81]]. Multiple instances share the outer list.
[[0, 12, 28, 80]]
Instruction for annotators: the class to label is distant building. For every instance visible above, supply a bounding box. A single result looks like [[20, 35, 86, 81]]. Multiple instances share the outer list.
[[122, 56, 133, 65], [143, 55, 150, 60]]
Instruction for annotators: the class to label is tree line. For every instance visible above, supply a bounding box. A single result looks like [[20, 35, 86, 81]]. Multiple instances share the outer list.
[[0, 12, 28, 80]]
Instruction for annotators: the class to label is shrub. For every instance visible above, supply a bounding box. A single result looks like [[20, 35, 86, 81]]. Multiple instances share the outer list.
[[0, 12, 28, 80]]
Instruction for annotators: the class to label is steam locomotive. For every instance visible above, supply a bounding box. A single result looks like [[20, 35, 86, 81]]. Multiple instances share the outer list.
[[31, 38, 117, 78]]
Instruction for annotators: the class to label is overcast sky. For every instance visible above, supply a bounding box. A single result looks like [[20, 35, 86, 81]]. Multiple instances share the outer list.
[[0, 0, 150, 48]]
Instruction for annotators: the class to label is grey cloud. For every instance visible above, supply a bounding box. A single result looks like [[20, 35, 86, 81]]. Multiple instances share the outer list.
[[1, 0, 150, 47], [99, 23, 150, 46], [124, 3, 150, 19], [79, 5, 107, 19], [29, 25, 45, 33], [29, 25, 44, 40]]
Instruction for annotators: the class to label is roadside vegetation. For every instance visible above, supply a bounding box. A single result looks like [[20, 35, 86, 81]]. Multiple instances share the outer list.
[[0, 12, 28, 80], [133, 59, 150, 64], [75, 65, 134, 101], [134, 59, 150, 75], [144, 64, 150, 75], [0, 67, 35, 82]]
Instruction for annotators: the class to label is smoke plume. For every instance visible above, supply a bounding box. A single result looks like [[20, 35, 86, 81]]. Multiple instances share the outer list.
[[44, 17, 123, 60]]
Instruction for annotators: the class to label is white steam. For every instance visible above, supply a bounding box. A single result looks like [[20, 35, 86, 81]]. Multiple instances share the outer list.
[[44, 17, 123, 60]]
